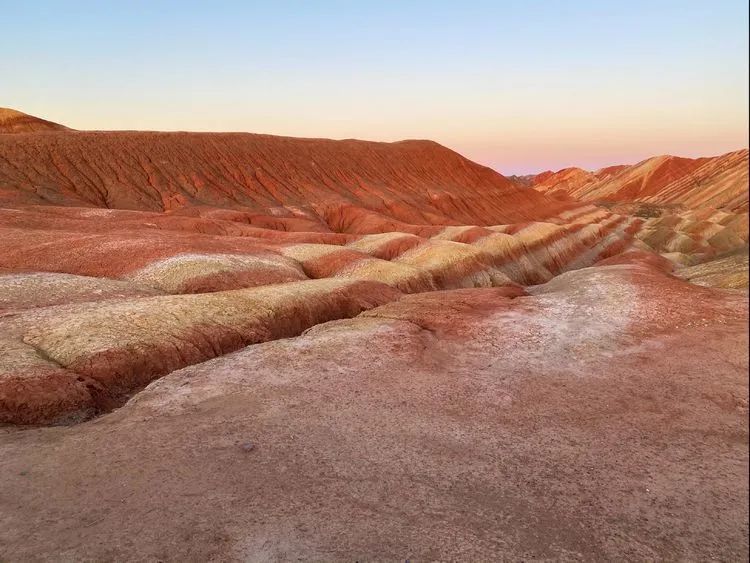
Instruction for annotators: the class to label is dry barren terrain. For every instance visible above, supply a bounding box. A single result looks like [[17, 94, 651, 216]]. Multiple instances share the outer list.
[[0, 109, 747, 560]]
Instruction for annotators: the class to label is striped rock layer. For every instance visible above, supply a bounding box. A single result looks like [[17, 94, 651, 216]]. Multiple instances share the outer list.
[[0, 111, 748, 562], [0, 110, 747, 424], [531, 149, 748, 212]]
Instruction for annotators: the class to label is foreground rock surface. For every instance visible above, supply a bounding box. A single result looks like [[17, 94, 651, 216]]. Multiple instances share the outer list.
[[1, 262, 747, 560]]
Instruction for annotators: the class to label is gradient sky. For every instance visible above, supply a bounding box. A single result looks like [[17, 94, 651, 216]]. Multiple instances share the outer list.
[[2, 1, 748, 174]]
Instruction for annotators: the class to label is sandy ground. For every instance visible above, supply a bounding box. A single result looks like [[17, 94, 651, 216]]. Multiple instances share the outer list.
[[0, 264, 747, 561]]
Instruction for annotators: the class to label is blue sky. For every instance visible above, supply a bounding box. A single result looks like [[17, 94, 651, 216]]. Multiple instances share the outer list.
[[2, 0, 748, 173]]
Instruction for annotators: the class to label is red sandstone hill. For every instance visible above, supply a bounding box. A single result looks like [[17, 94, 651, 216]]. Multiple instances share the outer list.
[[529, 150, 749, 212], [0, 107, 69, 134], [0, 109, 577, 228]]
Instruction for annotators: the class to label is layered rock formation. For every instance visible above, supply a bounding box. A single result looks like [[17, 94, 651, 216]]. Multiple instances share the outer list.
[[520, 149, 749, 284], [0, 119, 576, 226], [1, 260, 747, 560], [0, 109, 747, 560], [1, 201, 644, 424], [529, 149, 749, 212], [0, 110, 746, 424]]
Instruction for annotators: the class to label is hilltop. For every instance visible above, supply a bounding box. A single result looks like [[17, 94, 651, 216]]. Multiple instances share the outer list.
[[0, 107, 69, 134], [527, 150, 748, 212]]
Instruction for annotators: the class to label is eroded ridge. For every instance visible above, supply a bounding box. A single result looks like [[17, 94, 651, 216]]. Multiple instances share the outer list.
[[530, 149, 748, 212], [0, 124, 577, 225], [0, 113, 747, 426], [0, 204, 643, 424], [1, 188, 748, 425], [0, 258, 747, 560]]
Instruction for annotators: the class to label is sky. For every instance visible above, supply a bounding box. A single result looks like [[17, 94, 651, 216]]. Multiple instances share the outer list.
[[2, 1, 748, 174]]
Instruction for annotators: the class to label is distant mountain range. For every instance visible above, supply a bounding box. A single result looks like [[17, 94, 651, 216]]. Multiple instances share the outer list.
[[512, 150, 748, 212]]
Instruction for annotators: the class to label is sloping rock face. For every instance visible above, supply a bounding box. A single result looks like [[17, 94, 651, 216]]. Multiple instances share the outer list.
[[526, 149, 749, 284], [0, 110, 747, 560], [0, 108, 69, 134], [532, 150, 749, 212], [677, 247, 749, 288], [0, 202, 644, 424], [0, 124, 576, 226]]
